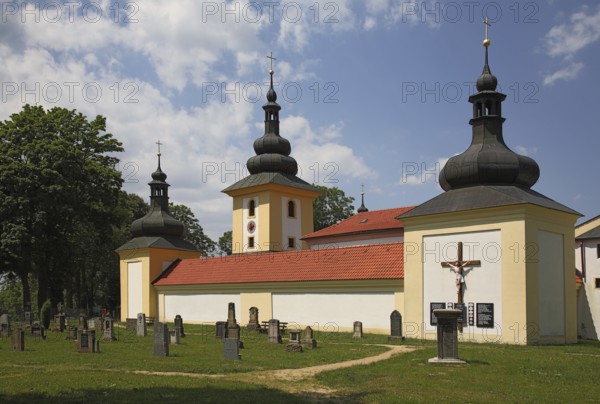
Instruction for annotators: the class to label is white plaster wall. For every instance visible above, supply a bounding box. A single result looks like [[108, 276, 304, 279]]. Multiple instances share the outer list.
[[242, 197, 258, 252], [281, 197, 302, 249], [422, 231, 502, 333], [580, 240, 600, 339], [127, 261, 143, 318], [272, 292, 395, 330], [538, 231, 565, 337], [164, 293, 241, 323]]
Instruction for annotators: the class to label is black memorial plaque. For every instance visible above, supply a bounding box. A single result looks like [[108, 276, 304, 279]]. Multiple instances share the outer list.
[[476, 303, 494, 328], [454, 303, 466, 324], [430, 303, 446, 326]]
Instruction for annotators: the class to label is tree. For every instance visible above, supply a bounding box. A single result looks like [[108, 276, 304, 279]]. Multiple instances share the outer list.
[[169, 203, 216, 256], [0, 105, 124, 313], [218, 231, 232, 256], [312, 185, 355, 231]]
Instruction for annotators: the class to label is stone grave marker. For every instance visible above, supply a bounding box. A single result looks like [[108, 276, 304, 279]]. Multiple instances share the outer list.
[[76, 329, 97, 353], [174, 315, 185, 337], [125, 318, 137, 332], [30, 321, 46, 340], [11, 328, 25, 351], [301, 326, 317, 349], [289, 329, 301, 343], [88, 317, 102, 332], [215, 321, 226, 339], [102, 317, 116, 341], [0, 314, 10, 337], [428, 309, 466, 364], [224, 337, 241, 360], [169, 327, 181, 345], [389, 310, 404, 340], [153, 322, 169, 357], [53, 313, 66, 332], [137, 313, 147, 336], [78, 314, 88, 330], [246, 306, 261, 332], [24, 311, 32, 328], [226, 302, 240, 339], [268, 319, 282, 344], [353, 321, 363, 338], [66, 326, 78, 340]]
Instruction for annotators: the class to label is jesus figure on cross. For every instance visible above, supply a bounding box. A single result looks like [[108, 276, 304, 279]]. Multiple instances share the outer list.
[[441, 241, 481, 305]]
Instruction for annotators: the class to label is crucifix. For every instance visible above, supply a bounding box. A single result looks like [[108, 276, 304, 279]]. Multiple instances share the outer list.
[[267, 51, 276, 74], [441, 241, 481, 331]]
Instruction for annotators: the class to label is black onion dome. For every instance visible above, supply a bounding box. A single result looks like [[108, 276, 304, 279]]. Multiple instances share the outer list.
[[151, 164, 167, 182], [476, 63, 498, 92]]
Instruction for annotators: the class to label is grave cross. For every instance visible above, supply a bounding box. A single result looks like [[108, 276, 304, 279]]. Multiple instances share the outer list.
[[441, 242, 481, 305]]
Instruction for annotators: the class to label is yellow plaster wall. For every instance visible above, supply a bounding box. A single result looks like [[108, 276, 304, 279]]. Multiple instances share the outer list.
[[403, 204, 578, 345], [240, 292, 273, 324], [232, 197, 244, 254]]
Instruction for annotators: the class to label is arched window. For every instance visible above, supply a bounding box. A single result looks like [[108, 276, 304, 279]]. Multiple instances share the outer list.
[[249, 200, 256, 217], [288, 201, 295, 218], [485, 101, 493, 116], [476, 102, 483, 117]]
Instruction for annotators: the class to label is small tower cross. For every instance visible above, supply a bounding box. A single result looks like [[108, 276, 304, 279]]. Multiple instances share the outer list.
[[156, 139, 162, 156], [267, 52, 276, 74], [483, 17, 491, 47]]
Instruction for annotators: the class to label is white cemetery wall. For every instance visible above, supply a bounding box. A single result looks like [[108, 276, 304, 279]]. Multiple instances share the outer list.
[[127, 261, 143, 318], [164, 293, 240, 322], [272, 292, 394, 330], [422, 230, 502, 336]]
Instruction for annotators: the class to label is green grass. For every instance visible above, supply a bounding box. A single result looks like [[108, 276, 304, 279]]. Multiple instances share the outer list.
[[2, 323, 600, 403]]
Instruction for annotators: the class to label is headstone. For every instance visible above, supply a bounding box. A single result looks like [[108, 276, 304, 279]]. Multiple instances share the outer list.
[[76, 329, 96, 353], [24, 311, 32, 328], [246, 306, 261, 332], [0, 314, 10, 337], [353, 321, 363, 338], [88, 317, 102, 331], [174, 315, 185, 337], [301, 326, 317, 349], [226, 302, 240, 339], [389, 310, 404, 340], [78, 314, 88, 330], [11, 328, 25, 351], [153, 322, 169, 357], [289, 329, 301, 343], [102, 317, 115, 341], [66, 326, 78, 340], [428, 309, 466, 364], [30, 321, 46, 340], [125, 318, 137, 332], [268, 319, 282, 344], [137, 313, 147, 337], [53, 314, 66, 332], [168, 327, 181, 345], [57, 302, 63, 314], [224, 338, 241, 360], [215, 321, 227, 339]]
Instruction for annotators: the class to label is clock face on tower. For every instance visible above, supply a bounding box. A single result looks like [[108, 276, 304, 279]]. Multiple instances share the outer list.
[[247, 220, 256, 234]]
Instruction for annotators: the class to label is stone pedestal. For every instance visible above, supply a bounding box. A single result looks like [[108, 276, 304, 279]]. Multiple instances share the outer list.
[[136, 313, 147, 337], [153, 322, 169, 357], [428, 309, 466, 365], [224, 338, 241, 360], [353, 321, 363, 338], [53, 314, 66, 332], [268, 319, 282, 344]]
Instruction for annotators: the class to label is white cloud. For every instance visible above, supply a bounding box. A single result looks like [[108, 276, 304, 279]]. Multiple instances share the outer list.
[[514, 145, 539, 156], [544, 5, 600, 58], [543, 62, 584, 86], [364, 16, 377, 31]]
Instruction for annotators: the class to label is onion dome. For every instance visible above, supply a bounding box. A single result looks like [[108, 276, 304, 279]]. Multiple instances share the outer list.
[[130, 147, 185, 238], [246, 65, 298, 176], [357, 187, 368, 213], [438, 25, 540, 191]]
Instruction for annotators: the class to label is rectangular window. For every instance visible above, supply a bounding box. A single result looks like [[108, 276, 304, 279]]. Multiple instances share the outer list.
[[595, 278, 600, 289], [248, 237, 254, 249], [288, 237, 295, 249]]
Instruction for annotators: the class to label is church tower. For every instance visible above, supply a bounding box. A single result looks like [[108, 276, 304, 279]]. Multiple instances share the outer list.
[[117, 144, 199, 321], [401, 22, 580, 344], [223, 55, 320, 253]]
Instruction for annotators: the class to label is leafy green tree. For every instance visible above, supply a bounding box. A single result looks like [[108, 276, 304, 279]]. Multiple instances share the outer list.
[[312, 185, 355, 231], [217, 231, 232, 256], [169, 203, 215, 256], [0, 105, 123, 313]]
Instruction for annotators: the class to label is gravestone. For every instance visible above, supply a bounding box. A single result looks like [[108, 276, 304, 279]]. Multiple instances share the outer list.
[[301, 326, 317, 349], [215, 321, 227, 339], [268, 319, 282, 344], [226, 302, 240, 339], [153, 322, 169, 357], [30, 321, 46, 340], [246, 306, 261, 332], [125, 318, 137, 332], [11, 328, 25, 351], [88, 317, 102, 332], [137, 313, 147, 336], [78, 314, 88, 330], [174, 315, 185, 337], [24, 311, 32, 328], [353, 321, 363, 338], [53, 314, 66, 332], [428, 309, 466, 364], [169, 327, 181, 345], [66, 326, 78, 340], [289, 329, 301, 343], [224, 338, 241, 360], [389, 310, 404, 340], [102, 317, 115, 341], [76, 329, 96, 353], [0, 314, 10, 337]]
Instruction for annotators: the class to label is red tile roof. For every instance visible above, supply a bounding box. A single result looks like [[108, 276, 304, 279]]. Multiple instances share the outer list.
[[153, 242, 404, 286], [302, 207, 415, 240]]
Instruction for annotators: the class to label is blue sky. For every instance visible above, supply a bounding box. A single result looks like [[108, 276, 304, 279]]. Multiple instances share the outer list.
[[1, 1, 599, 240]]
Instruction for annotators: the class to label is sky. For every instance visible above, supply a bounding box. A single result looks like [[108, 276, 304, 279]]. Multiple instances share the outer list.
[[1, 0, 599, 241]]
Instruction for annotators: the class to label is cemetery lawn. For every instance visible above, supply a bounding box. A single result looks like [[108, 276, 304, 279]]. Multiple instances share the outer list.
[[0, 324, 599, 403]]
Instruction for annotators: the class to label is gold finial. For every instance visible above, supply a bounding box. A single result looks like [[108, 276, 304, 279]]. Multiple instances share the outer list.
[[156, 139, 162, 156], [483, 17, 491, 47], [267, 51, 276, 75]]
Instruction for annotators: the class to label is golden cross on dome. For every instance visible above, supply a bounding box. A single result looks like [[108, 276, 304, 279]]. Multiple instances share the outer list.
[[483, 17, 491, 47], [267, 51, 276, 74], [156, 139, 162, 156], [361, 183, 365, 195]]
